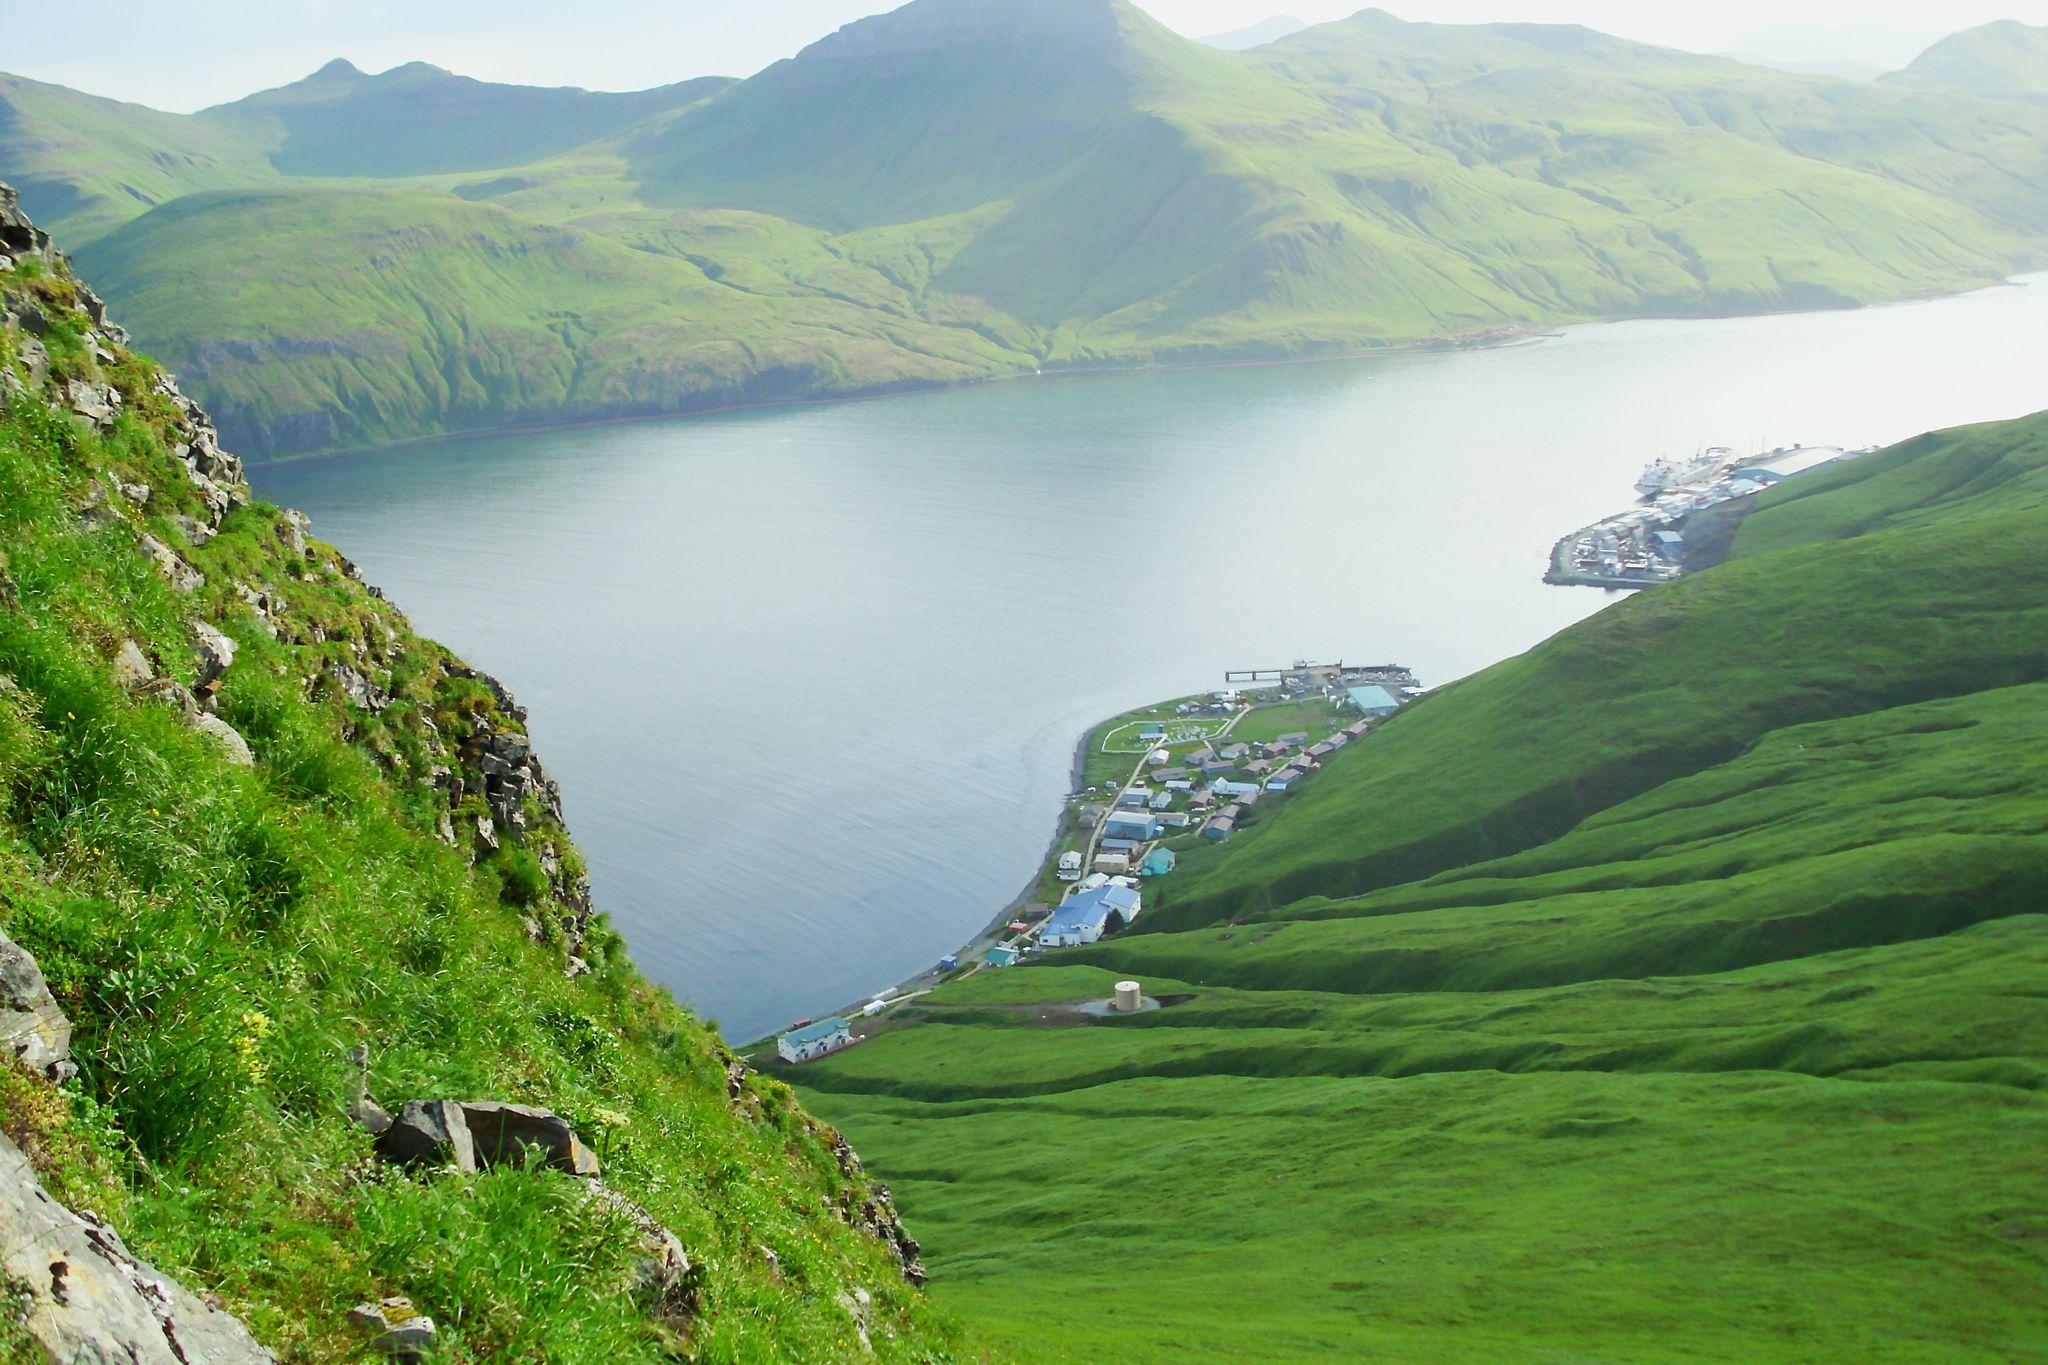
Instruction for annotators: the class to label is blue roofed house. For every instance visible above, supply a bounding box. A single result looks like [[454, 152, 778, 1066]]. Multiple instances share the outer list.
[[777, 1017, 854, 1064], [1103, 811, 1163, 842], [1347, 684, 1401, 717], [1040, 884, 1142, 947], [1140, 847, 1176, 877]]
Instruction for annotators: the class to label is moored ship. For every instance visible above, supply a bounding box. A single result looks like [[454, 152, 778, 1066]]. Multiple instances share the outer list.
[[1635, 447, 1735, 498]]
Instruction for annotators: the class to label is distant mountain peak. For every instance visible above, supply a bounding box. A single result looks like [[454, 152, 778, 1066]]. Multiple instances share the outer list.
[[796, 0, 1130, 63], [1883, 19, 2048, 101], [1197, 14, 1308, 51], [310, 58, 362, 80]]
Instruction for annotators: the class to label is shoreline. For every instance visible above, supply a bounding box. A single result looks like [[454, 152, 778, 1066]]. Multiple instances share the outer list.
[[754, 682, 1368, 1050], [240, 272, 2036, 472], [764, 725, 1093, 1045]]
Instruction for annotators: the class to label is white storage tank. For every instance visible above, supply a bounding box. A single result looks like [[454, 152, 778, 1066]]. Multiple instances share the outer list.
[[1114, 980, 1143, 1013]]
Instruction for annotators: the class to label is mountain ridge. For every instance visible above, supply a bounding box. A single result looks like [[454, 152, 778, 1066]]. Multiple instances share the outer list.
[[4, 0, 2045, 456]]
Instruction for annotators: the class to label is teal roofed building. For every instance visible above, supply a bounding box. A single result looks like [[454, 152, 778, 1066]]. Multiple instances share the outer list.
[[1140, 847, 1176, 877], [776, 1016, 853, 1064], [1347, 684, 1401, 717], [986, 944, 1022, 967]]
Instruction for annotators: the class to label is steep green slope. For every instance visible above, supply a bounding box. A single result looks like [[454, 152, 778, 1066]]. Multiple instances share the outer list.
[[0, 188, 958, 1357], [791, 409, 2048, 1360], [6, 0, 2046, 456]]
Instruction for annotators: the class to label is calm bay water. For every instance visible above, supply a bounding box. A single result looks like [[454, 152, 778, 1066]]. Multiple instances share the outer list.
[[255, 279, 2048, 1042]]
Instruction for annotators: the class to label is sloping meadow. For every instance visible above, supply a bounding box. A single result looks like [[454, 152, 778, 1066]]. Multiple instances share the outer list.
[[794, 410, 2048, 1360]]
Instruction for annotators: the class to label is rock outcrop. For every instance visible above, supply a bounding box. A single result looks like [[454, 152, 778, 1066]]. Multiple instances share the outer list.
[[372, 1099, 600, 1177], [0, 1136, 275, 1364], [829, 1131, 927, 1285], [0, 930, 73, 1084], [0, 930, 269, 1361]]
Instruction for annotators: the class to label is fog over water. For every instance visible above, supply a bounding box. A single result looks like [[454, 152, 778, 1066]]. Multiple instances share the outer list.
[[256, 276, 2048, 1041]]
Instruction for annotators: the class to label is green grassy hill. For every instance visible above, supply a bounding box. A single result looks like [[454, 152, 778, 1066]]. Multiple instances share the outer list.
[[0, 188, 959, 1358], [0, 73, 278, 246], [4, 0, 2046, 456], [73, 184, 1030, 455], [1882, 21, 2048, 104], [789, 409, 2048, 1360]]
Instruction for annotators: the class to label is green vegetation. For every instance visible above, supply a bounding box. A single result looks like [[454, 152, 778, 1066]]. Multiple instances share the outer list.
[[3, 5, 2044, 456], [794, 409, 2048, 1360], [0, 207, 955, 1358], [1223, 696, 1345, 745], [1881, 20, 2048, 104]]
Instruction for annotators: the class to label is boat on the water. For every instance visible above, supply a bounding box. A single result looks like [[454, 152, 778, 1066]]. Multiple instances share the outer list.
[[1635, 447, 1735, 498]]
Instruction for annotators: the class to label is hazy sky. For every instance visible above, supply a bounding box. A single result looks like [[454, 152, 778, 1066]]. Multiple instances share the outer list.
[[6, 0, 2043, 112]]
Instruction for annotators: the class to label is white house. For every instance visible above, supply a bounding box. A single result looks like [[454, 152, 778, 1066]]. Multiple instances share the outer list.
[[777, 1017, 854, 1064]]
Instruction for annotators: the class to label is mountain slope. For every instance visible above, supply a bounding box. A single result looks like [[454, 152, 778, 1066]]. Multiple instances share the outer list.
[[6, 0, 2048, 456], [1197, 16, 1308, 51], [204, 59, 733, 179], [1883, 21, 2048, 104], [790, 409, 2048, 1360], [0, 185, 957, 1357], [0, 73, 277, 245], [73, 184, 1033, 454]]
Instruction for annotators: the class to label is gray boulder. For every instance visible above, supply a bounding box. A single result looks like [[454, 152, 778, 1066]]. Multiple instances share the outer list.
[[64, 379, 119, 428], [459, 1101, 601, 1177], [191, 712, 254, 767], [0, 929, 71, 1082], [17, 336, 48, 388], [371, 1100, 601, 1177], [347, 1297, 436, 1357], [111, 639, 154, 690], [0, 1132, 274, 1363], [137, 534, 203, 593], [190, 620, 236, 694], [373, 1100, 476, 1171]]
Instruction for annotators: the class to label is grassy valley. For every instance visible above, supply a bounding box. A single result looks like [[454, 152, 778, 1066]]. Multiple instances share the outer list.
[[788, 409, 2048, 1360], [3, 2, 2045, 456]]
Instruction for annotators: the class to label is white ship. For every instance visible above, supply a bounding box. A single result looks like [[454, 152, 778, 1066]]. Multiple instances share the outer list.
[[1635, 447, 1735, 499]]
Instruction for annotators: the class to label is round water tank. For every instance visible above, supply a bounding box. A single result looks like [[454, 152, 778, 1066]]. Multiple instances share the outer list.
[[1114, 980, 1143, 1013]]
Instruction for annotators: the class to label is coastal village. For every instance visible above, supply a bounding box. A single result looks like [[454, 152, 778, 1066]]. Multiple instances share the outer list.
[[1547, 443, 1870, 588], [767, 660, 1419, 1065]]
